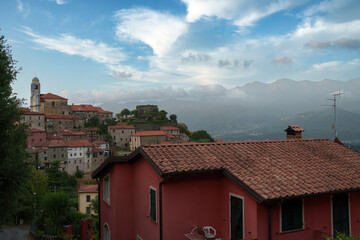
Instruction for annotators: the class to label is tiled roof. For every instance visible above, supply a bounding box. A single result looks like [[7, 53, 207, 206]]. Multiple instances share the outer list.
[[58, 129, 86, 136], [69, 104, 113, 114], [78, 184, 98, 193], [139, 139, 360, 202], [108, 124, 135, 130], [28, 128, 45, 133], [47, 134, 63, 140], [92, 147, 104, 153], [82, 128, 98, 131], [92, 141, 108, 146], [18, 107, 30, 112], [131, 131, 167, 137], [40, 93, 67, 100], [95, 107, 112, 114], [46, 114, 75, 119], [64, 140, 92, 147], [24, 111, 45, 115], [46, 140, 67, 147], [160, 127, 179, 131], [284, 125, 304, 132]]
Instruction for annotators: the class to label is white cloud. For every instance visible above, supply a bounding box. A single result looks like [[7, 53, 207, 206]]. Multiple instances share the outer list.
[[181, 0, 302, 27], [301, 0, 345, 17], [56, 0, 66, 5], [114, 8, 188, 57], [17, 0, 23, 12], [189, 84, 228, 97], [21, 27, 125, 65], [312, 61, 341, 70]]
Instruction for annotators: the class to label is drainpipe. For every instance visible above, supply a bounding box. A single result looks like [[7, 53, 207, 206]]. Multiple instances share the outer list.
[[96, 178, 101, 239], [268, 203, 277, 240], [159, 178, 167, 240]]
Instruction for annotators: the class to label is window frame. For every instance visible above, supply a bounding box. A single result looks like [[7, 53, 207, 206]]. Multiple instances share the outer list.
[[103, 174, 110, 205], [280, 198, 304, 233], [103, 223, 111, 240], [86, 195, 91, 202], [149, 186, 157, 223]]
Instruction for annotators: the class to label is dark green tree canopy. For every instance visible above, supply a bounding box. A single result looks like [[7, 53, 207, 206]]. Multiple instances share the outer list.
[[190, 130, 215, 143], [0, 34, 29, 225], [169, 114, 177, 123], [120, 108, 130, 118]]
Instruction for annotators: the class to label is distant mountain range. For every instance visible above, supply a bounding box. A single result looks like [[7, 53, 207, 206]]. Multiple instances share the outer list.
[[100, 78, 360, 144]]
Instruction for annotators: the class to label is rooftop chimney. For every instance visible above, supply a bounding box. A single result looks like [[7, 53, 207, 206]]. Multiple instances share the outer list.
[[284, 125, 304, 139]]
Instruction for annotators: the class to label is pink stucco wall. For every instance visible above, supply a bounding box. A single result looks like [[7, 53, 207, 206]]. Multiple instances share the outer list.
[[99, 157, 360, 240]]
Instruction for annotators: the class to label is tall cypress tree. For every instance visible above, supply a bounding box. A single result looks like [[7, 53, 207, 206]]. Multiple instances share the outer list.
[[0, 34, 29, 225]]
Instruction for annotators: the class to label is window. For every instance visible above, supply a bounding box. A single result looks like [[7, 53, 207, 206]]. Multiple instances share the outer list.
[[103, 175, 110, 203], [150, 187, 157, 222], [80, 153, 82, 156], [74, 153, 77, 156], [70, 153, 72, 157], [40, 138, 42, 142], [38, 123, 40, 126], [86, 207, 91, 214], [113, 136, 116, 140], [38, 116, 40, 120], [52, 101, 55, 107], [61, 154, 64, 158], [44, 157, 47, 160], [53, 154, 56, 159], [32, 139, 34, 142], [75, 160, 77, 164], [103, 223, 110, 240], [281, 199, 303, 232], [86, 195, 91, 202]]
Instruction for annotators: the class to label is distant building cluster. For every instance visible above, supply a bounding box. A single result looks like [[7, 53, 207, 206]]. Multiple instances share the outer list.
[[22, 77, 190, 175], [23, 77, 112, 175]]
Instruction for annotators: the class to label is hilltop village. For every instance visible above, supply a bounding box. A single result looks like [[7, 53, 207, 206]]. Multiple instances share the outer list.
[[22, 77, 191, 176]]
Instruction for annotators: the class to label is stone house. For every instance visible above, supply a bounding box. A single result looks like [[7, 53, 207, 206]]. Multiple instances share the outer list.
[[91, 147, 106, 172], [58, 129, 87, 141], [159, 126, 180, 136], [64, 140, 93, 175], [69, 104, 113, 124], [45, 115, 84, 134], [40, 93, 72, 115], [81, 128, 100, 142], [45, 140, 68, 169], [20, 111, 46, 131], [108, 123, 136, 150], [27, 128, 47, 148], [129, 131, 168, 151]]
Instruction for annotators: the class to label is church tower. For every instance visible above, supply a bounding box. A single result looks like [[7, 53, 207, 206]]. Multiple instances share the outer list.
[[30, 77, 41, 112]]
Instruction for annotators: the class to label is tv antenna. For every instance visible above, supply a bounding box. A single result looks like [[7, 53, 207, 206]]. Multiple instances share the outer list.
[[322, 90, 344, 138]]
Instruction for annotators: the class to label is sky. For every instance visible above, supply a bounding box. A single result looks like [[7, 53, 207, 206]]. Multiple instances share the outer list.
[[1, 0, 360, 105]]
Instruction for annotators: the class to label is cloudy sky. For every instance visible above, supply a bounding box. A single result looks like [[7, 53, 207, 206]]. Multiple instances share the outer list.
[[1, 0, 360, 105]]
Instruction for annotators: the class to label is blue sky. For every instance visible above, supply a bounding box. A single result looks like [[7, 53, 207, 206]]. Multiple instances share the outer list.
[[1, 0, 360, 105]]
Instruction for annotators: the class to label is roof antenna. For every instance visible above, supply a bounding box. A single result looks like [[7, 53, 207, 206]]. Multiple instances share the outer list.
[[322, 90, 344, 138]]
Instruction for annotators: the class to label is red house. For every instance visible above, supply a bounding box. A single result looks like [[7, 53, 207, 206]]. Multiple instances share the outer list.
[[92, 137, 360, 240]]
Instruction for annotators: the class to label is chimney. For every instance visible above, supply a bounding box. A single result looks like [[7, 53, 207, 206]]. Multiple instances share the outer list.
[[284, 125, 304, 139]]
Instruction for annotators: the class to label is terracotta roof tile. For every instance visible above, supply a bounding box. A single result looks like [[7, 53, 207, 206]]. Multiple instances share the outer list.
[[69, 104, 112, 114], [141, 139, 360, 201], [64, 140, 92, 147], [131, 131, 167, 137], [40, 93, 67, 100], [284, 125, 304, 132], [28, 128, 45, 133], [78, 184, 98, 193], [58, 129, 86, 136], [46, 140, 67, 147]]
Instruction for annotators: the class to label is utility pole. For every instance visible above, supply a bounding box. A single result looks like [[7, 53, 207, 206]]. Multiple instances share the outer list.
[[33, 192, 37, 219]]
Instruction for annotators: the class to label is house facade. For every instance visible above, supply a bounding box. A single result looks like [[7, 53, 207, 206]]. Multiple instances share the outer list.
[[40, 93, 72, 115], [78, 184, 98, 215], [65, 140, 93, 175], [21, 111, 46, 130], [93, 138, 360, 240], [129, 131, 168, 151], [108, 123, 136, 149]]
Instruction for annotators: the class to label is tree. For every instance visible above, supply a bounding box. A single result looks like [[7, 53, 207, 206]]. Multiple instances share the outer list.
[[169, 114, 177, 123], [120, 108, 130, 118], [157, 110, 168, 121], [190, 130, 215, 143], [130, 109, 139, 118], [86, 115, 100, 128], [16, 168, 48, 222], [0, 33, 30, 225]]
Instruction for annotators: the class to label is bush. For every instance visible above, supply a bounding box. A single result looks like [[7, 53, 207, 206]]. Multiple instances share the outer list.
[[325, 232, 360, 240], [75, 170, 83, 178]]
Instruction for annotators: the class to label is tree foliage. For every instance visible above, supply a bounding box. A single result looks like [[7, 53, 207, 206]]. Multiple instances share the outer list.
[[0, 33, 30, 225], [120, 108, 130, 118], [45, 161, 77, 192], [169, 114, 177, 123], [190, 130, 215, 142]]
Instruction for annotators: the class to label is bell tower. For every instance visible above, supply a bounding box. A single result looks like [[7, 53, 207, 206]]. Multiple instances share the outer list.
[[30, 77, 40, 112]]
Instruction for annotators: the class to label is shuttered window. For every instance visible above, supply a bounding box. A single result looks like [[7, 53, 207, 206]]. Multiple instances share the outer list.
[[281, 199, 303, 232]]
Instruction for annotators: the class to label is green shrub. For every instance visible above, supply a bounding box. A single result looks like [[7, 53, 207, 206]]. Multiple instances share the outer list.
[[75, 170, 83, 178], [325, 232, 360, 240]]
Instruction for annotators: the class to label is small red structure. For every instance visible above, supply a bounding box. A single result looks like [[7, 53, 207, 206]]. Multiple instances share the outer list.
[[93, 137, 360, 240], [80, 217, 93, 240]]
